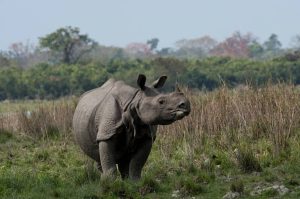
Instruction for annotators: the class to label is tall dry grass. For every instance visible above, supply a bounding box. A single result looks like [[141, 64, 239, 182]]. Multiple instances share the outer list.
[[159, 84, 300, 156], [0, 99, 76, 139], [1, 84, 299, 157], [18, 102, 75, 139], [0, 112, 18, 134]]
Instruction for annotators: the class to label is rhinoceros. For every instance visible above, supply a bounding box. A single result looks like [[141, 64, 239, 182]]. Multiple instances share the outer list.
[[73, 74, 190, 180]]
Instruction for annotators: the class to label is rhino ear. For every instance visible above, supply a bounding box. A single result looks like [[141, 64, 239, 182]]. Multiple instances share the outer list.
[[137, 74, 146, 90], [152, 76, 167, 89]]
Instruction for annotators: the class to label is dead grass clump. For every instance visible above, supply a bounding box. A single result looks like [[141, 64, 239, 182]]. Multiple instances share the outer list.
[[0, 112, 18, 134]]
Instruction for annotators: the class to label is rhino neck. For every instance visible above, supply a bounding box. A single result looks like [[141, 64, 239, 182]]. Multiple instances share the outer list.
[[121, 93, 148, 141], [120, 90, 145, 126], [128, 92, 146, 126], [123, 89, 140, 113]]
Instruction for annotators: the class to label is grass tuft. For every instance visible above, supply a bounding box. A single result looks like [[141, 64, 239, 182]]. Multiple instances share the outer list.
[[34, 150, 50, 161], [0, 129, 13, 143], [173, 174, 205, 197], [234, 147, 262, 173], [230, 180, 244, 193], [139, 175, 160, 196], [99, 178, 136, 198]]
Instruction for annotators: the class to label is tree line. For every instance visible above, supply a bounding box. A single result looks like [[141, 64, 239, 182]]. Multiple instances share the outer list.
[[1, 26, 300, 100], [1, 54, 300, 100], [1, 26, 300, 69]]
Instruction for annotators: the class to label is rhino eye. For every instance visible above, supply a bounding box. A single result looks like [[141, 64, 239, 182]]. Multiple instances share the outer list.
[[158, 98, 165, 105]]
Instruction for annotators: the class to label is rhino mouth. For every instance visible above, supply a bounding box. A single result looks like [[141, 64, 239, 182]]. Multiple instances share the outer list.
[[174, 110, 187, 120], [162, 109, 190, 123], [174, 109, 190, 120]]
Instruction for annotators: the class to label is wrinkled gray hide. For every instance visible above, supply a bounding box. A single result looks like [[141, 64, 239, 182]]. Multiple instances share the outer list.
[[73, 74, 190, 180]]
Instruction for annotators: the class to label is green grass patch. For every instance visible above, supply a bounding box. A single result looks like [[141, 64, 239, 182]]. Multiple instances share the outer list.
[[0, 132, 299, 198], [0, 130, 14, 143]]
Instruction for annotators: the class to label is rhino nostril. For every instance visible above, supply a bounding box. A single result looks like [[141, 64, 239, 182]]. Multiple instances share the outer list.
[[178, 102, 186, 109]]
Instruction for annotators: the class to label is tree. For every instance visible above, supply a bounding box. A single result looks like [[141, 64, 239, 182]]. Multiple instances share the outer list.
[[157, 47, 173, 56], [175, 36, 218, 58], [0, 52, 11, 68], [291, 35, 300, 50], [210, 32, 255, 58], [0, 67, 27, 99], [150, 57, 187, 90], [248, 41, 264, 59], [147, 38, 159, 51], [176, 36, 217, 53], [39, 26, 97, 64], [263, 34, 282, 57], [263, 34, 282, 51], [8, 42, 35, 68], [125, 42, 152, 58]]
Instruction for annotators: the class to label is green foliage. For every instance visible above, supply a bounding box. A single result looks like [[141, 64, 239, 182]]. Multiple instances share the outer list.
[[0, 52, 11, 68], [0, 67, 27, 99], [0, 130, 13, 143], [1, 56, 300, 100], [248, 41, 264, 59]]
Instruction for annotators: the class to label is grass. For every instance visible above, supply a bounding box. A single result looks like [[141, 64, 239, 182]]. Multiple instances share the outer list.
[[1, 84, 300, 198]]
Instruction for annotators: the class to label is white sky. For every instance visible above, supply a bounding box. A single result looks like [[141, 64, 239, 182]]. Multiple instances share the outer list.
[[1, 0, 300, 50]]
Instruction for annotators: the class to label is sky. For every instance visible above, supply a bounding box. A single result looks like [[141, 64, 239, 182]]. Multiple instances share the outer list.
[[1, 0, 300, 50]]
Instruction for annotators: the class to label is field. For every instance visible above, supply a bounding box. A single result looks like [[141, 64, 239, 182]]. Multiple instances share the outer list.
[[1, 85, 300, 198]]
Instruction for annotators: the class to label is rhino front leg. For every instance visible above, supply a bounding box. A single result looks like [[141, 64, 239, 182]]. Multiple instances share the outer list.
[[99, 140, 118, 178], [96, 162, 103, 173], [129, 138, 152, 180], [118, 157, 130, 179]]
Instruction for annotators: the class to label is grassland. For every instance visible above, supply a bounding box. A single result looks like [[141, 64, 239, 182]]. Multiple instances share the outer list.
[[1, 85, 300, 198]]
